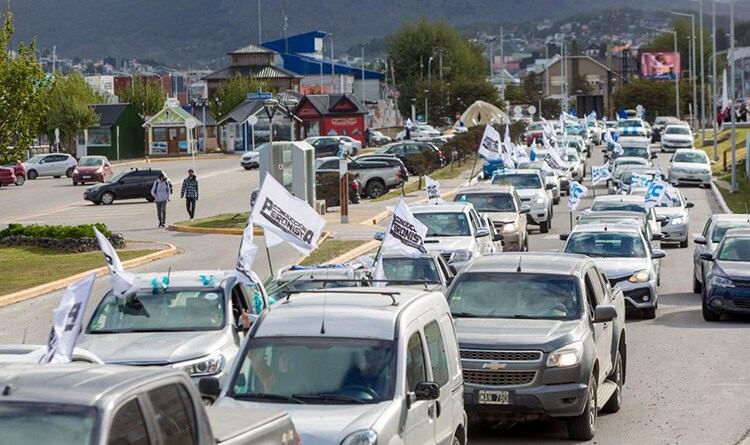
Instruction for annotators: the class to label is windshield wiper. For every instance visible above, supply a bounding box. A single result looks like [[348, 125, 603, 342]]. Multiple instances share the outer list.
[[292, 393, 366, 404], [451, 312, 482, 318], [233, 393, 304, 404]]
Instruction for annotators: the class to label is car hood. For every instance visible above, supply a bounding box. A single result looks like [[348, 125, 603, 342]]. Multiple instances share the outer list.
[[662, 134, 693, 142], [455, 318, 581, 352], [481, 211, 518, 224], [591, 257, 651, 279], [241, 152, 259, 160], [423, 237, 475, 253], [217, 398, 391, 445], [715, 261, 750, 281], [672, 162, 709, 171], [76, 166, 102, 173], [514, 189, 544, 200], [76, 330, 228, 365], [654, 207, 686, 218]]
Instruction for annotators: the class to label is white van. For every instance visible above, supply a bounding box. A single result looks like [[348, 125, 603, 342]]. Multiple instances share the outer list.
[[210, 287, 467, 445]]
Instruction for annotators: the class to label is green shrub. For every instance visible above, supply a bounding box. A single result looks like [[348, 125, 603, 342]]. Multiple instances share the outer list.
[[0, 223, 112, 240]]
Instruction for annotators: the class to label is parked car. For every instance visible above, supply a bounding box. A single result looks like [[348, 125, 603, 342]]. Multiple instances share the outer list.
[[366, 128, 392, 146], [0, 166, 15, 187], [516, 160, 561, 204], [454, 185, 530, 251], [652, 185, 694, 247], [78, 270, 268, 387], [375, 141, 446, 174], [395, 123, 442, 140], [317, 155, 406, 198], [562, 224, 666, 318], [72, 155, 113, 185], [492, 169, 555, 233], [700, 228, 750, 321], [23, 152, 77, 179], [668, 148, 712, 188], [314, 170, 361, 207], [524, 121, 545, 145], [305, 136, 360, 157], [211, 287, 468, 445], [692, 213, 750, 294], [660, 123, 693, 152], [449, 252, 626, 441], [0, 364, 298, 445], [83, 168, 164, 205], [1, 162, 26, 185], [240, 150, 260, 169]]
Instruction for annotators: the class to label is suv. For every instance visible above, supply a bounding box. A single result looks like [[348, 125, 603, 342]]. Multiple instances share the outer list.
[[83, 168, 164, 205], [453, 185, 530, 251], [375, 142, 446, 174], [692, 213, 750, 294], [699, 228, 750, 321], [316, 156, 406, 198], [213, 287, 468, 445], [376, 251, 455, 295], [23, 152, 77, 179], [516, 160, 561, 204], [492, 169, 554, 233], [449, 253, 626, 441]]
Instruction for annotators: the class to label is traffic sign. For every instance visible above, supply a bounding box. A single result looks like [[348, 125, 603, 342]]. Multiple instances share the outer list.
[[527, 105, 537, 115], [246, 115, 258, 126]]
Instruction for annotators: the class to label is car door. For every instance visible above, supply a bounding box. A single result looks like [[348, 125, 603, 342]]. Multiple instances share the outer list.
[[140, 173, 161, 198], [694, 217, 713, 282], [117, 172, 142, 199], [49, 155, 68, 176], [585, 269, 612, 381], [422, 315, 454, 445], [37, 155, 54, 175], [402, 326, 434, 445]]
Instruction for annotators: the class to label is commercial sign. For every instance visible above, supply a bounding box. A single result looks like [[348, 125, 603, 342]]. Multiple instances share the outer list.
[[641, 52, 681, 80]]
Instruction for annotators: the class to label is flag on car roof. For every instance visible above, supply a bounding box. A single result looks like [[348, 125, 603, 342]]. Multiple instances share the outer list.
[[93, 227, 137, 298], [591, 163, 611, 185], [568, 181, 588, 211]]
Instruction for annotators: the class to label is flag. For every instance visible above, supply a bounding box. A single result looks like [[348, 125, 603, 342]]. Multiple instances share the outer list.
[[591, 163, 611, 185], [513, 143, 529, 163], [542, 136, 570, 171], [645, 180, 670, 208], [586, 110, 597, 122], [237, 216, 259, 277], [39, 273, 96, 364], [478, 124, 502, 160], [93, 227, 137, 297], [631, 172, 654, 188], [568, 181, 588, 211], [251, 175, 327, 255], [501, 125, 515, 168], [381, 199, 428, 255], [530, 144, 538, 161], [425, 176, 443, 204], [405, 118, 417, 130]]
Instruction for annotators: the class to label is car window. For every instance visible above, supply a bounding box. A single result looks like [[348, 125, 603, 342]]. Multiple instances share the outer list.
[[673, 151, 706, 163], [318, 160, 338, 170], [436, 256, 452, 282], [583, 275, 597, 319], [424, 321, 450, 387], [586, 269, 606, 306], [389, 145, 405, 155], [455, 192, 517, 212], [717, 238, 750, 261], [406, 332, 427, 392], [108, 399, 149, 445], [148, 384, 197, 445]]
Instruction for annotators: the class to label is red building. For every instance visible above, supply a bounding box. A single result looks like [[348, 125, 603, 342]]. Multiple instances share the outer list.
[[294, 94, 368, 143]]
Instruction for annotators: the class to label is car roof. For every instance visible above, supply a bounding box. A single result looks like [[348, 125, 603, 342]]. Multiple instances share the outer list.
[[456, 184, 516, 194], [579, 210, 646, 220], [494, 169, 540, 176], [461, 253, 592, 276], [276, 264, 367, 281], [712, 214, 750, 223], [570, 223, 640, 234], [593, 195, 645, 203], [133, 270, 234, 290], [615, 157, 649, 164], [411, 203, 473, 213], [674, 148, 705, 155]]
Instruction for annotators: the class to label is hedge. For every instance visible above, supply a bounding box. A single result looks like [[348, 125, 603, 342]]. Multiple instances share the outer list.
[[0, 223, 112, 240]]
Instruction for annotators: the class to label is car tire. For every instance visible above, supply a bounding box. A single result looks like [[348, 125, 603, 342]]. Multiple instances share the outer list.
[[567, 373, 597, 441], [65, 167, 74, 178], [679, 239, 688, 248], [27, 169, 38, 180], [243, 166, 252, 170], [603, 350, 624, 413], [702, 297, 721, 321], [365, 179, 386, 199], [14, 176, 25, 186], [693, 275, 702, 294], [100, 192, 115, 205], [540, 219, 549, 233], [642, 306, 656, 319]]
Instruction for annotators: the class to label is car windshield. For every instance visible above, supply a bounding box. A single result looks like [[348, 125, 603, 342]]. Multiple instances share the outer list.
[[414, 212, 472, 237], [0, 402, 97, 445], [455, 192, 516, 212], [591, 201, 647, 214], [657, 192, 682, 208], [712, 222, 750, 243], [566, 153, 579, 162], [619, 120, 642, 128], [621, 147, 648, 158], [615, 160, 646, 169], [673, 151, 706, 163], [87, 289, 226, 333], [665, 127, 690, 135], [375, 145, 395, 154], [717, 238, 750, 261], [381, 257, 440, 283], [565, 232, 647, 258], [231, 337, 396, 404], [448, 273, 580, 321], [492, 173, 541, 190], [78, 157, 103, 167]]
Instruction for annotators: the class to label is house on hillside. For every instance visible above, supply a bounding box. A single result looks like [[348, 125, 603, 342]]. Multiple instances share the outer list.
[[294, 94, 367, 144], [76, 103, 144, 160]]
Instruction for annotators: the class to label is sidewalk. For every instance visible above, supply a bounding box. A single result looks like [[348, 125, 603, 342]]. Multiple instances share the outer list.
[[110, 152, 236, 166]]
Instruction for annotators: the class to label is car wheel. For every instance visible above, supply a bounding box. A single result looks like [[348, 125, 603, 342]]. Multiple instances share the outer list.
[[540, 219, 549, 233], [27, 169, 38, 180], [702, 297, 721, 321], [603, 350, 624, 413], [567, 373, 597, 441], [243, 166, 252, 170], [680, 239, 688, 248], [365, 179, 386, 199], [65, 167, 74, 178], [693, 274, 702, 294], [642, 306, 656, 319], [100, 192, 115, 205], [53, 175, 61, 179], [14, 176, 25, 186], [72, 182, 78, 186]]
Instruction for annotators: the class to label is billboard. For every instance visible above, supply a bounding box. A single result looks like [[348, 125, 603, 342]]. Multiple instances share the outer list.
[[641, 52, 681, 80]]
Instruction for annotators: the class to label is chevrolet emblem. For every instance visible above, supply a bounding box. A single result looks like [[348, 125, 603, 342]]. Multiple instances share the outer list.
[[482, 362, 507, 370]]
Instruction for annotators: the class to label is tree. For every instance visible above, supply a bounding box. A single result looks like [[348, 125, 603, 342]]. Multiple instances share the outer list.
[[40, 73, 101, 151], [612, 78, 692, 120], [119, 77, 166, 117], [209, 74, 267, 120], [0, 9, 48, 163]]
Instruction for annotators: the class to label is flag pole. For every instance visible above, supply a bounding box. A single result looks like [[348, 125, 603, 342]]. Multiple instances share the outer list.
[[569, 211, 574, 231], [591, 166, 596, 198], [265, 245, 274, 282]]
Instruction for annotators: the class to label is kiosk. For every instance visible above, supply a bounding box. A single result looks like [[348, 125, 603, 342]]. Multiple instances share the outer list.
[[259, 141, 316, 208]]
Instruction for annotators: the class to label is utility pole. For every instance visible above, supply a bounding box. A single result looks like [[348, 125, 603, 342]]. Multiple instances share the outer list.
[[257, 0, 262, 44], [689, 36, 694, 126], [699, 0, 706, 144], [329, 34, 335, 92], [500, 26, 505, 102], [437, 48, 445, 81], [360, 43, 367, 103], [671, 11, 697, 129], [427, 56, 434, 83], [730, 0, 737, 193], [712, 0, 718, 161], [488, 38, 495, 80]]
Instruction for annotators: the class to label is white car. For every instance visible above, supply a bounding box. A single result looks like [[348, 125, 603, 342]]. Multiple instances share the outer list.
[[492, 169, 555, 233], [668, 149, 712, 188], [564, 148, 585, 180], [396, 124, 442, 140], [660, 124, 693, 152], [23, 153, 77, 179], [240, 150, 260, 169], [588, 195, 664, 241], [653, 185, 695, 248]]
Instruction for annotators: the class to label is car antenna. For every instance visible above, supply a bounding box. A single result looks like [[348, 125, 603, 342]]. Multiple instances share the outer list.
[[320, 292, 327, 334], [516, 256, 523, 273]]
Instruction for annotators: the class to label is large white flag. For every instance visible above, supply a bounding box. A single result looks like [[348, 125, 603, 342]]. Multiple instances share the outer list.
[[251, 175, 326, 255], [94, 227, 137, 297], [645, 180, 670, 208], [568, 181, 588, 211], [591, 162, 611, 185], [39, 273, 96, 364], [543, 137, 570, 171], [478, 124, 502, 160], [381, 199, 428, 256], [425, 177, 443, 205], [237, 215, 259, 277], [501, 125, 515, 168]]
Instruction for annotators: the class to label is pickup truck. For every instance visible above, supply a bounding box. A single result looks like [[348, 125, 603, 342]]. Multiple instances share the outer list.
[[0, 363, 298, 445], [448, 252, 626, 441], [316, 155, 407, 198]]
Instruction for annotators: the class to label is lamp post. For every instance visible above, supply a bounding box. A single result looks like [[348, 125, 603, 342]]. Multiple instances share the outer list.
[[730, 0, 737, 193], [538, 90, 544, 118], [427, 56, 434, 83], [712, 0, 719, 161], [328, 33, 335, 92], [671, 11, 697, 129], [360, 43, 368, 103], [263, 99, 278, 146], [699, 0, 706, 144], [411, 98, 417, 123], [424, 89, 430, 124]]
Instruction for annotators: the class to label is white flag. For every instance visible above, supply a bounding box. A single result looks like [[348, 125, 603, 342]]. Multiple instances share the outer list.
[[501, 125, 515, 168], [568, 181, 588, 211], [591, 163, 611, 185], [39, 273, 96, 364], [478, 124, 502, 160], [251, 175, 326, 255], [631, 172, 654, 188], [645, 180, 670, 208], [425, 176, 443, 204], [382, 199, 428, 256], [543, 137, 570, 171], [93, 227, 136, 297], [237, 216, 259, 277]]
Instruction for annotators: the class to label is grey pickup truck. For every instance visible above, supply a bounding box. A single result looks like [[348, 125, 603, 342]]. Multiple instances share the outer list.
[[315, 155, 407, 198], [0, 363, 298, 445], [447, 253, 626, 441]]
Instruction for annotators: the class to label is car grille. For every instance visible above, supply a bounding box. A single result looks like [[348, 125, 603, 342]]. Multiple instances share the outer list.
[[461, 349, 542, 361], [463, 369, 536, 386], [734, 280, 750, 288], [733, 300, 750, 309], [493, 221, 506, 231]]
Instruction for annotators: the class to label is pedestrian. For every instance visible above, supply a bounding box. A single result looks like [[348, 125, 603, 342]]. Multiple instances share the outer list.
[[151, 173, 172, 228], [740, 104, 748, 123], [181, 169, 199, 221]]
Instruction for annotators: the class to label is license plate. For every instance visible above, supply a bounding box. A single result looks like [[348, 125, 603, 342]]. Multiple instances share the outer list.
[[478, 390, 511, 405], [82, 175, 91, 179]]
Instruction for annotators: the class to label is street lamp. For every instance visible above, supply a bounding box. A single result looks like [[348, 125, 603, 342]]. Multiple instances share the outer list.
[[410, 98, 417, 123], [360, 43, 368, 103], [427, 56, 435, 83], [671, 10, 697, 129], [423, 89, 430, 124], [537, 90, 544, 118], [263, 98, 278, 145], [729, 0, 737, 193]]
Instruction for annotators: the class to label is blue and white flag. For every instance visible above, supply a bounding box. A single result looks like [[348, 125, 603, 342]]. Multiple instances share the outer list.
[[529, 145, 538, 161], [631, 172, 653, 188], [586, 111, 597, 123], [591, 163, 611, 185], [568, 181, 588, 211], [644, 180, 670, 208]]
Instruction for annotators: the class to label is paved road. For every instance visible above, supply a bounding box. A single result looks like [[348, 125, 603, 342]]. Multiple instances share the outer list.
[[470, 146, 750, 444]]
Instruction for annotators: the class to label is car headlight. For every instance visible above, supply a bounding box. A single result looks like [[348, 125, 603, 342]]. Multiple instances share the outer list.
[[341, 429, 378, 445], [710, 275, 735, 288], [546, 341, 584, 368], [535, 196, 545, 204], [73, 168, 79, 174], [502, 222, 518, 233], [628, 269, 650, 283], [452, 250, 473, 262], [670, 216, 686, 225], [172, 353, 225, 377]]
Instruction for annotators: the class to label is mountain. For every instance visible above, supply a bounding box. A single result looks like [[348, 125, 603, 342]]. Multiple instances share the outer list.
[[8, 0, 750, 68]]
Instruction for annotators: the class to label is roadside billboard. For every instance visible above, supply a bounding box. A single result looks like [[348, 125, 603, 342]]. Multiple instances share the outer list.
[[640, 52, 681, 80]]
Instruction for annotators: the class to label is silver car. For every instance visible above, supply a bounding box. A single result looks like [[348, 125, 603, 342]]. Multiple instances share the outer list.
[[563, 224, 666, 319], [23, 152, 77, 180], [692, 214, 750, 293], [652, 186, 694, 247], [668, 149, 712, 188], [492, 169, 555, 233]]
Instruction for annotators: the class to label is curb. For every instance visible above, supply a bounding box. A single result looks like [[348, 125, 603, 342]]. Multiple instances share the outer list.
[[168, 224, 259, 236], [0, 242, 178, 308], [710, 180, 733, 214], [323, 239, 380, 265], [113, 154, 233, 167]]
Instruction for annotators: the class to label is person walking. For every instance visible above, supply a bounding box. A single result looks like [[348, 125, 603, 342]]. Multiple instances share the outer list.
[[151, 173, 172, 228], [181, 169, 199, 221]]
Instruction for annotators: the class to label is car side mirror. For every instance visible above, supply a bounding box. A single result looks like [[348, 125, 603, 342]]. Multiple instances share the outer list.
[[198, 377, 221, 400], [594, 304, 618, 323], [694, 236, 707, 245], [476, 227, 490, 238], [652, 233, 663, 241], [656, 215, 668, 223], [652, 249, 667, 259], [700, 252, 714, 261], [650, 154, 658, 160], [373, 231, 385, 241], [685, 202, 695, 209], [545, 183, 554, 190], [448, 264, 458, 275], [519, 205, 531, 214], [559, 233, 569, 241], [413, 381, 440, 402], [492, 233, 503, 242]]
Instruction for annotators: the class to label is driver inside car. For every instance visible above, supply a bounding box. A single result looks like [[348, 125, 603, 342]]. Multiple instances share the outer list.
[[341, 348, 392, 400]]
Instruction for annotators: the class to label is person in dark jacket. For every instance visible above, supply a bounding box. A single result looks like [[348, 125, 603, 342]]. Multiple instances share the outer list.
[[180, 169, 199, 220]]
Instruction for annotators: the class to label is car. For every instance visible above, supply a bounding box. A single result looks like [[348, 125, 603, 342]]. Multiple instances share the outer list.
[[617, 118, 648, 138], [516, 160, 561, 204], [558, 135, 588, 158], [660, 124, 693, 152], [375, 141, 446, 174], [71, 155, 113, 185], [562, 224, 666, 319], [692, 213, 750, 294], [453, 185, 530, 251], [651, 116, 679, 142], [617, 166, 666, 194], [652, 186, 694, 247], [317, 156, 407, 199], [212, 287, 468, 445], [0, 364, 298, 445], [449, 252, 626, 441], [587, 120, 604, 145], [375, 251, 455, 294], [270, 262, 371, 300], [588, 195, 665, 240], [607, 144, 657, 165], [0, 344, 102, 364], [240, 150, 260, 169], [700, 228, 750, 321], [611, 157, 649, 187], [411, 203, 500, 269], [366, 128, 392, 146], [564, 149, 585, 181], [77, 270, 269, 386], [492, 169, 554, 233], [83, 168, 164, 205], [0, 166, 15, 187], [22, 152, 77, 179], [314, 170, 361, 207], [577, 210, 660, 246], [304, 136, 360, 157], [395, 123, 442, 140], [524, 121, 545, 145], [668, 149, 712, 188], [1, 161, 26, 185]]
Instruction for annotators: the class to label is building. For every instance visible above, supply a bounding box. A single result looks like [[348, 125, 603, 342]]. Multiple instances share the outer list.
[[294, 94, 368, 143], [188, 104, 218, 151], [143, 98, 202, 156], [76, 104, 144, 160], [85, 76, 115, 99], [216, 94, 299, 152]]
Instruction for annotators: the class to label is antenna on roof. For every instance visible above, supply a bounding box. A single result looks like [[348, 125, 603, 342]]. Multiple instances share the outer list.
[[516, 256, 523, 273], [320, 293, 327, 334], [21, 327, 28, 345]]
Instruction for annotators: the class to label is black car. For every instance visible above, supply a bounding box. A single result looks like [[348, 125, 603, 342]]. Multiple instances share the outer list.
[[374, 142, 446, 175], [84, 168, 164, 205], [306, 136, 359, 158], [700, 228, 750, 321]]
